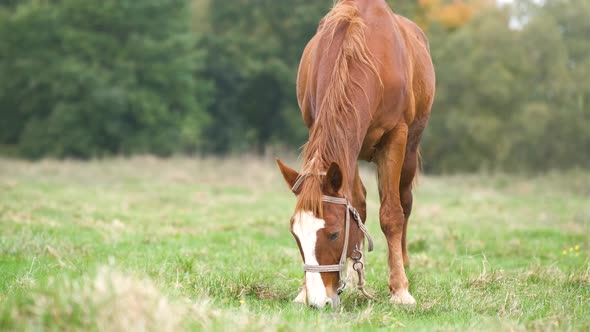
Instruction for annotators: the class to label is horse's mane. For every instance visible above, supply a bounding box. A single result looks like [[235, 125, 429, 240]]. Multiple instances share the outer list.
[[296, 0, 382, 217]]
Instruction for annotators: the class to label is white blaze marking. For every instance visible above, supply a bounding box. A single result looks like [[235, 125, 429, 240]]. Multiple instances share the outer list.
[[292, 211, 331, 307]]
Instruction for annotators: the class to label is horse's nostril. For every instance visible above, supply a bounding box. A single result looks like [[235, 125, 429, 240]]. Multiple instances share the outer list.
[[308, 298, 332, 309]]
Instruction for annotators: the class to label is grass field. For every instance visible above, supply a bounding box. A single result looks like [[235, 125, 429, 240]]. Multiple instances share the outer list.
[[1, 157, 589, 331]]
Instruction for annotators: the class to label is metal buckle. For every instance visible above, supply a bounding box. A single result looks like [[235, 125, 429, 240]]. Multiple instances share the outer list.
[[349, 205, 361, 222]]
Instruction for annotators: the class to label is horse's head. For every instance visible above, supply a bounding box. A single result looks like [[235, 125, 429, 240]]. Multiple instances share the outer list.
[[276, 159, 364, 308]]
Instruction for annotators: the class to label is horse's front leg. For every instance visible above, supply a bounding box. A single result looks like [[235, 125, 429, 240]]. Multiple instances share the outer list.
[[375, 123, 416, 305]]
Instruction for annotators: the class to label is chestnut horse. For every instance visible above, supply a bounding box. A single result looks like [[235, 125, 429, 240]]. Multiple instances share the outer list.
[[276, 0, 435, 308]]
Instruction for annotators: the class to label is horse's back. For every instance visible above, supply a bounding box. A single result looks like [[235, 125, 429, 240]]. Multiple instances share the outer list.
[[361, 3, 434, 126], [297, 0, 435, 150], [358, 1, 435, 156], [395, 14, 436, 123]]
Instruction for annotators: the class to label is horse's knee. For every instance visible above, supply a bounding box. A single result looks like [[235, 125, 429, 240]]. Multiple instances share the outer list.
[[381, 222, 403, 237], [380, 204, 405, 236]]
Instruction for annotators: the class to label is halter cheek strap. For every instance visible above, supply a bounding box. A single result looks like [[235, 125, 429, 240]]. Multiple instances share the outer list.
[[292, 173, 374, 295]]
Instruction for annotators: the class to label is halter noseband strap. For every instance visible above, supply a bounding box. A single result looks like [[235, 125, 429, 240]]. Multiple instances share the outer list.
[[292, 173, 374, 294]]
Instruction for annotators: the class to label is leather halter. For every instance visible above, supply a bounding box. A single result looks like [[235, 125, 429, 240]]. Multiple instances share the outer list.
[[291, 173, 374, 294]]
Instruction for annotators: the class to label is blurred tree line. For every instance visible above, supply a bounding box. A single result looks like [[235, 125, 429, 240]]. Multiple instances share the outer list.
[[0, 0, 588, 172]]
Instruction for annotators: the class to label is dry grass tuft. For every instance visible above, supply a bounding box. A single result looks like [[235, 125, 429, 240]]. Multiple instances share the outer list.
[[88, 268, 182, 332], [523, 263, 566, 284], [498, 292, 522, 318], [567, 264, 590, 286], [22, 267, 183, 332], [14, 266, 291, 331], [467, 257, 514, 289]]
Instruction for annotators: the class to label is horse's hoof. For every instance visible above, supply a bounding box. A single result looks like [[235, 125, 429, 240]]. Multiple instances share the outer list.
[[390, 290, 416, 306], [293, 289, 306, 304]]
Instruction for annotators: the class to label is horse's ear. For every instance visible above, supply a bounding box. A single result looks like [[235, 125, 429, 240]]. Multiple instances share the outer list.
[[326, 162, 343, 193], [276, 158, 300, 190]]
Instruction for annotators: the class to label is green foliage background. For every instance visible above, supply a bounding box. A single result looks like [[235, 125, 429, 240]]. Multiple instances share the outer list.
[[0, 0, 588, 172]]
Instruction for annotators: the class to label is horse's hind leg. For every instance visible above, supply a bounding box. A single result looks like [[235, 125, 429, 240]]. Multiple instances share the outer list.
[[375, 123, 416, 305], [399, 128, 422, 267], [399, 152, 416, 267]]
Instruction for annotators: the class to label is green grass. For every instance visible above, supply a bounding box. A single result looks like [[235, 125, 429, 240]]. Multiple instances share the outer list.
[[1, 157, 589, 331]]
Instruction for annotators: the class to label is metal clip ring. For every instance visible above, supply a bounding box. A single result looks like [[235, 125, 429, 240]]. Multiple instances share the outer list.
[[352, 261, 364, 272]]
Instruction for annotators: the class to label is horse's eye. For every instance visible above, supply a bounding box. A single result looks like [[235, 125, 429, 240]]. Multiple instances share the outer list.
[[328, 232, 340, 241]]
